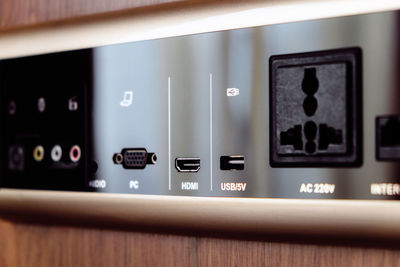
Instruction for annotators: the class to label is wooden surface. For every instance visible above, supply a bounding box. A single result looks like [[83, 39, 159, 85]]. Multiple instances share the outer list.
[[1, 219, 400, 267], [1, 0, 400, 266], [0, 0, 254, 32], [0, 0, 180, 31]]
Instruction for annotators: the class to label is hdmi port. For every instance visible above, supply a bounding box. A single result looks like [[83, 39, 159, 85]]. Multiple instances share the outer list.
[[175, 157, 200, 172]]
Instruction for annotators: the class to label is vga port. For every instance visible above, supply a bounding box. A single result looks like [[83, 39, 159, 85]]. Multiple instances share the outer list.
[[113, 148, 157, 169]]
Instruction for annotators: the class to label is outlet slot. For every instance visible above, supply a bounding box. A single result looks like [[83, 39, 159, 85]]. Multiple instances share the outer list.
[[304, 121, 317, 154], [302, 68, 319, 116], [318, 124, 343, 150], [269, 48, 362, 167], [280, 125, 303, 151]]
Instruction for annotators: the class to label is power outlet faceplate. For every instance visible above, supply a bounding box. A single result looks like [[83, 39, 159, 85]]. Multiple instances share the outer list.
[[269, 48, 362, 167]]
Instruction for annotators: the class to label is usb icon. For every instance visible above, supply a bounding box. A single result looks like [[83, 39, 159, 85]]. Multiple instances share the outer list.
[[226, 88, 240, 97]]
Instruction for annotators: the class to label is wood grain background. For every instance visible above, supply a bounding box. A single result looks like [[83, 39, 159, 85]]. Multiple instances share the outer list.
[[2, 219, 400, 267], [1, 0, 400, 266], [0, 0, 180, 30], [0, 0, 252, 32]]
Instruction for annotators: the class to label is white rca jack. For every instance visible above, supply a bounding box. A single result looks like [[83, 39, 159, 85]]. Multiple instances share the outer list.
[[51, 145, 62, 162]]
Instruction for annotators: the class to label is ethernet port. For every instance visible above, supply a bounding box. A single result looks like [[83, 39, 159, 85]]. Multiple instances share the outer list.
[[376, 115, 400, 160]]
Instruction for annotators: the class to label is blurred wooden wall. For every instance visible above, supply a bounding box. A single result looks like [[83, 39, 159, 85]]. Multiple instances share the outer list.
[[2, 219, 400, 266], [1, 0, 400, 266]]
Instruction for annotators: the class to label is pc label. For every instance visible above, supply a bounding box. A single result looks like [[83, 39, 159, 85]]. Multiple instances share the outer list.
[[129, 180, 139, 190]]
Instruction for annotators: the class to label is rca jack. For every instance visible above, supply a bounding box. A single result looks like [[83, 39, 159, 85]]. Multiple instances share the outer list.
[[51, 145, 62, 162], [33, 145, 45, 162], [69, 145, 81, 162]]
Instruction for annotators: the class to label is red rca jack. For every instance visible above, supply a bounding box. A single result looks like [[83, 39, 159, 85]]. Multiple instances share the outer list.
[[69, 145, 81, 162]]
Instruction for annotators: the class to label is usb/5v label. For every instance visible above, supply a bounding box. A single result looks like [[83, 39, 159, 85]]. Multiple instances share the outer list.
[[220, 182, 247, 191]]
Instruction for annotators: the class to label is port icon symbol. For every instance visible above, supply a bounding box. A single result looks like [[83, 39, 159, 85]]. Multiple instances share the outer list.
[[120, 91, 133, 107], [68, 96, 78, 111], [226, 88, 239, 97], [38, 97, 46, 112]]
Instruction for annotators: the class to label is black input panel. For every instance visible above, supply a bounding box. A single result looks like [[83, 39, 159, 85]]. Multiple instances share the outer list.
[[0, 49, 91, 190], [269, 48, 362, 167]]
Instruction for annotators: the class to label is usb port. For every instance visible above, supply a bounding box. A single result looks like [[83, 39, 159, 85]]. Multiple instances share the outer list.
[[220, 155, 244, 170], [175, 157, 200, 172]]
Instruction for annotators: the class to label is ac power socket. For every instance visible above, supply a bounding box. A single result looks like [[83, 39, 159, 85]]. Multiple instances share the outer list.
[[269, 48, 362, 167]]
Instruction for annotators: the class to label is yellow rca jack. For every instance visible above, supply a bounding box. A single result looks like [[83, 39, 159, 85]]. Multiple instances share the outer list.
[[33, 145, 45, 162]]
